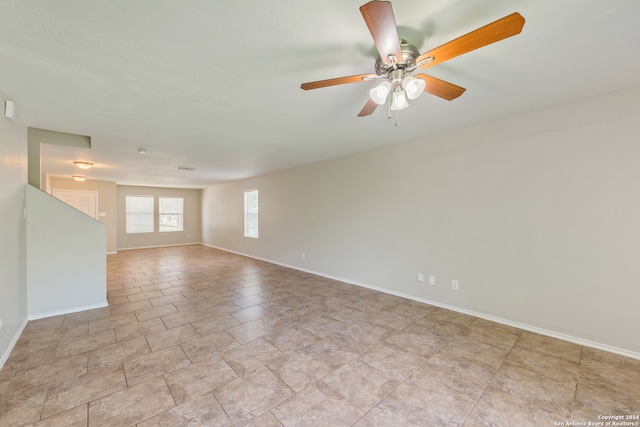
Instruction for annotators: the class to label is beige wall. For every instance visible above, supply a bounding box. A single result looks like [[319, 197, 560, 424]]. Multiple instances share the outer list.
[[0, 88, 28, 366], [202, 86, 640, 357], [117, 185, 202, 250], [49, 177, 118, 253]]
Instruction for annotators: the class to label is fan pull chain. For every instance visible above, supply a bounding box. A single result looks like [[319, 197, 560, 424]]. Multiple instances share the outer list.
[[387, 94, 391, 119], [395, 109, 400, 126]]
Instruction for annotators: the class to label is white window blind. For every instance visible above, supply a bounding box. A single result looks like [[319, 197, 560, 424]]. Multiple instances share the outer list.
[[244, 190, 259, 238], [159, 197, 184, 232], [126, 195, 154, 233]]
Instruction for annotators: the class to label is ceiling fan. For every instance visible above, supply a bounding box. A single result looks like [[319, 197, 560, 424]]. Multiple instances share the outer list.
[[301, 1, 525, 122]]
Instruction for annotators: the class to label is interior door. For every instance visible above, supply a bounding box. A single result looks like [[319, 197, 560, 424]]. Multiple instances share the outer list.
[[52, 189, 99, 220]]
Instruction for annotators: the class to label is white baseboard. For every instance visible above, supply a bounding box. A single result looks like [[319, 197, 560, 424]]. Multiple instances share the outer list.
[[0, 318, 28, 370], [116, 242, 202, 251], [28, 301, 109, 321], [202, 243, 640, 361]]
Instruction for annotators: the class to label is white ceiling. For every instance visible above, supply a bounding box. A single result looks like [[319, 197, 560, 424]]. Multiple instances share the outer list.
[[2, 0, 639, 188]]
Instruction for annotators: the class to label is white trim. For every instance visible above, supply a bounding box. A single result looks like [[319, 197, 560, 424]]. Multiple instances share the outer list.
[[28, 301, 108, 321], [0, 318, 28, 370], [201, 243, 640, 361], [116, 242, 202, 251], [114, 242, 201, 255], [106, 251, 118, 255]]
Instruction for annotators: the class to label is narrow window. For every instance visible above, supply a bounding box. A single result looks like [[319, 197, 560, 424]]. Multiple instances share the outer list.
[[125, 195, 154, 233], [244, 190, 259, 238], [159, 197, 184, 232]]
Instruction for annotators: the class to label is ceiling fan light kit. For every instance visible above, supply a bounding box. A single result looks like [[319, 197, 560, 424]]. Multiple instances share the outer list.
[[300, 1, 525, 124]]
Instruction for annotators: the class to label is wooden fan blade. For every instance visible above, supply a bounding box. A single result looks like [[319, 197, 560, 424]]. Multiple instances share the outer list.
[[360, 1, 403, 65], [358, 98, 378, 117], [416, 12, 525, 68], [301, 74, 376, 90], [414, 74, 466, 100]]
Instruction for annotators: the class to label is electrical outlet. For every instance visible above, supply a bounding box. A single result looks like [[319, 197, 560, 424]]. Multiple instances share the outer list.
[[301, 252, 306, 259], [428, 275, 435, 285], [451, 280, 459, 290], [0, 317, 3, 334], [417, 273, 424, 282]]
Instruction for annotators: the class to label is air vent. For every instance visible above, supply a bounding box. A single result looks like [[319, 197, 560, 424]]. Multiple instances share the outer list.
[[176, 166, 196, 171]]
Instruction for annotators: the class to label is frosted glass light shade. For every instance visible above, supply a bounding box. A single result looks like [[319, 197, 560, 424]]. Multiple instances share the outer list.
[[369, 81, 391, 105], [403, 76, 425, 100], [390, 90, 409, 110]]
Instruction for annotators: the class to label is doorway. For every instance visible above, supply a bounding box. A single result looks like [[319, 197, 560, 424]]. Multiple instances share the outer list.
[[52, 189, 99, 220]]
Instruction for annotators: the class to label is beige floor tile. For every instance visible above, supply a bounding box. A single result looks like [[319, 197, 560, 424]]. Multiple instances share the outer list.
[[144, 323, 201, 352], [87, 312, 138, 333], [127, 290, 164, 302], [382, 328, 450, 357], [2, 342, 58, 373], [264, 326, 321, 354], [2, 246, 638, 427], [214, 366, 294, 425], [243, 411, 284, 427], [123, 346, 191, 386], [87, 336, 150, 372], [0, 384, 48, 426], [514, 331, 582, 363], [165, 354, 237, 404], [33, 404, 87, 427], [490, 362, 576, 418], [411, 358, 492, 400], [504, 345, 580, 383], [230, 304, 272, 323], [433, 336, 509, 370], [149, 293, 187, 307], [62, 307, 112, 326], [226, 319, 277, 344], [7, 353, 87, 394], [222, 338, 284, 376], [137, 392, 232, 426], [423, 307, 475, 325], [88, 377, 175, 426], [134, 303, 179, 322], [359, 342, 427, 381], [461, 319, 522, 352], [338, 321, 393, 347], [54, 329, 116, 358], [272, 382, 364, 427], [354, 376, 476, 426], [579, 347, 640, 395], [267, 348, 335, 392], [321, 358, 399, 411], [160, 307, 214, 329], [574, 382, 640, 415], [41, 364, 126, 418], [180, 330, 239, 362], [463, 386, 561, 427], [110, 300, 152, 316], [114, 317, 167, 342], [305, 333, 370, 367]]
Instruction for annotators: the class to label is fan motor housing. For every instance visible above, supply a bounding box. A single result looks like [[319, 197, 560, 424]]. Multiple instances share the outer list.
[[374, 42, 420, 76]]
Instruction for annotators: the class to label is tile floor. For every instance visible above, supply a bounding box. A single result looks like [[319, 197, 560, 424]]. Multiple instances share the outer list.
[[1, 245, 639, 426]]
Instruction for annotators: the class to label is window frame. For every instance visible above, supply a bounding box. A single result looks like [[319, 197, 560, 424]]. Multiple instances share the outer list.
[[159, 197, 184, 233], [243, 189, 259, 239], [125, 195, 155, 234]]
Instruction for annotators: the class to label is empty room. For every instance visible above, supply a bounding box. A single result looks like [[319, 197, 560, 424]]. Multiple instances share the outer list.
[[1, 0, 639, 426]]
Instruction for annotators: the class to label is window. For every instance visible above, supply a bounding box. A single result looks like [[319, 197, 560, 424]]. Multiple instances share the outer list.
[[159, 197, 184, 232], [126, 195, 154, 233], [244, 189, 259, 238]]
